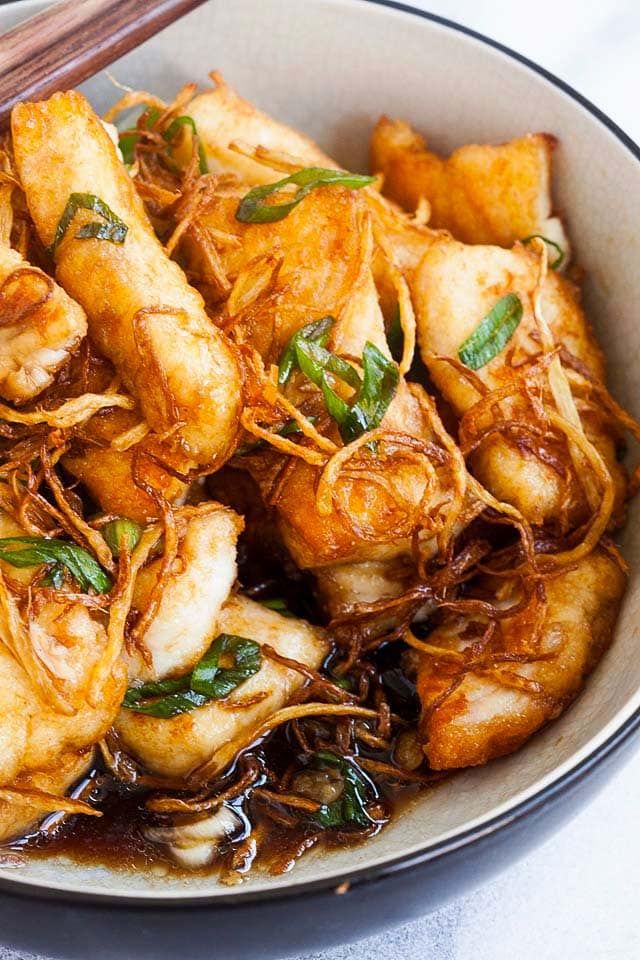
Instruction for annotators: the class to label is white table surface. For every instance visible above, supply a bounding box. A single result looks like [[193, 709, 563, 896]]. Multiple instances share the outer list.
[[2, 2, 639, 959]]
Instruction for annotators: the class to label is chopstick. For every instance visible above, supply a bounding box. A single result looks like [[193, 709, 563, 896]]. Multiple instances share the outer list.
[[0, 0, 209, 129]]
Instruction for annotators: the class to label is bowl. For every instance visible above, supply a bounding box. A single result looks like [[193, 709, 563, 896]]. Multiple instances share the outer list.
[[1, 1, 640, 957]]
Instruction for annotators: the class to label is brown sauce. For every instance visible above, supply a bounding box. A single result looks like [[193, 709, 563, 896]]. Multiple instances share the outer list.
[[6, 474, 437, 883], [11, 736, 429, 883], [7, 639, 431, 882]]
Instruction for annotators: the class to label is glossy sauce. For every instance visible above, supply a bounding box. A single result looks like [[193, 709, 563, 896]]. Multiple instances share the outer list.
[[7, 479, 433, 882]]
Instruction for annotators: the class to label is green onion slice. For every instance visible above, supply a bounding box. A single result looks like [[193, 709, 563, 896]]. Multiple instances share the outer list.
[[123, 633, 262, 718], [521, 234, 565, 270], [163, 116, 208, 175], [387, 304, 404, 363], [123, 685, 209, 718], [279, 316, 399, 444], [330, 674, 354, 692], [312, 750, 374, 829], [49, 193, 128, 255], [191, 634, 262, 698], [278, 316, 335, 385], [118, 132, 139, 167], [115, 104, 161, 134], [103, 518, 142, 557], [118, 106, 162, 165], [314, 341, 398, 444], [340, 341, 399, 443], [260, 597, 295, 618], [0, 537, 111, 593], [458, 293, 523, 371], [294, 338, 363, 392], [41, 564, 66, 590], [236, 167, 375, 224]]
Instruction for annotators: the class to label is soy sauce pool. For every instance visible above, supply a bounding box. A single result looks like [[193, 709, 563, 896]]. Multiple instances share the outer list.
[[10, 732, 431, 883]]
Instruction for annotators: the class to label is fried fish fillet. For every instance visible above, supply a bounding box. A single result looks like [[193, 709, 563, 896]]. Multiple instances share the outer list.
[[416, 548, 625, 769], [0, 243, 86, 403], [125, 504, 243, 681], [188, 71, 336, 182], [63, 407, 188, 524], [0, 750, 93, 844], [0, 506, 125, 788], [116, 594, 327, 779], [12, 91, 242, 469], [412, 237, 626, 527], [370, 116, 568, 253]]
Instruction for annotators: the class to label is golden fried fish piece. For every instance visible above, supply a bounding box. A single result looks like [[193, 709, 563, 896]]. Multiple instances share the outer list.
[[416, 547, 625, 769], [0, 506, 125, 789], [0, 750, 94, 844], [125, 504, 243, 682], [11, 91, 242, 469], [412, 236, 626, 527], [188, 71, 336, 183], [63, 407, 188, 524], [370, 116, 568, 253], [116, 594, 327, 779], [0, 243, 86, 403]]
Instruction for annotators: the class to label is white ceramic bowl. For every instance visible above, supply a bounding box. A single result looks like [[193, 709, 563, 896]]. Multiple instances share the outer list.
[[0, 1, 639, 956]]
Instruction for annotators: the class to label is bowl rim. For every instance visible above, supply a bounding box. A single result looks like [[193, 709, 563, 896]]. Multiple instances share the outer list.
[[1, 0, 639, 908]]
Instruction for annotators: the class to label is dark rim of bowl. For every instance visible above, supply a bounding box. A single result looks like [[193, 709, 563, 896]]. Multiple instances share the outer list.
[[1, 0, 640, 909]]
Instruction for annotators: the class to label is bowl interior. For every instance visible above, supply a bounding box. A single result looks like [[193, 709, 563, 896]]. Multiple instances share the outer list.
[[1, 0, 639, 900]]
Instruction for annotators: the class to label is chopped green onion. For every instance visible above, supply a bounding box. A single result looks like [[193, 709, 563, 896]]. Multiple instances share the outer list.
[[115, 104, 161, 134], [330, 674, 354, 692], [0, 537, 111, 593], [163, 116, 208, 175], [118, 106, 162, 165], [294, 337, 363, 392], [123, 676, 190, 703], [458, 293, 523, 371], [49, 193, 128, 255], [191, 634, 262, 698], [521, 234, 565, 270], [236, 168, 375, 224], [41, 564, 65, 590], [103, 518, 142, 557], [123, 633, 262, 718], [118, 132, 139, 167], [260, 597, 295, 618], [312, 341, 399, 445], [278, 316, 335, 385], [279, 418, 315, 436], [123, 686, 208, 718], [387, 304, 404, 363], [312, 750, 373, 829], [142, 106, 162, 129], [279, 317, 399, 444], [319, 374, 351, 432], [340, 341, 399, 443]]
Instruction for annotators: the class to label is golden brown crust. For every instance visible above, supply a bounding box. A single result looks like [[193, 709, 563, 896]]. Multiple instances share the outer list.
[[0, 750, 93, 844], [63, 408, 188, 523], [412, 236, 627, 526], [0, 244, 87, 403], [188, 72, 336, 184], [371, 116, 563, 248], [115, 594, 328, 778], [417, 548, 626, 769], [11, 91, 242, 468]]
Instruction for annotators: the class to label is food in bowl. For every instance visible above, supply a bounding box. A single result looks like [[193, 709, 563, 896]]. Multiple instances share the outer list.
[[0, 70, 636, 882]]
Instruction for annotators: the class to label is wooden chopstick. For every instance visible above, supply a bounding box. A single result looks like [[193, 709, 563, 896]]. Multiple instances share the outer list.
[[0, 0, 209, 129]]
